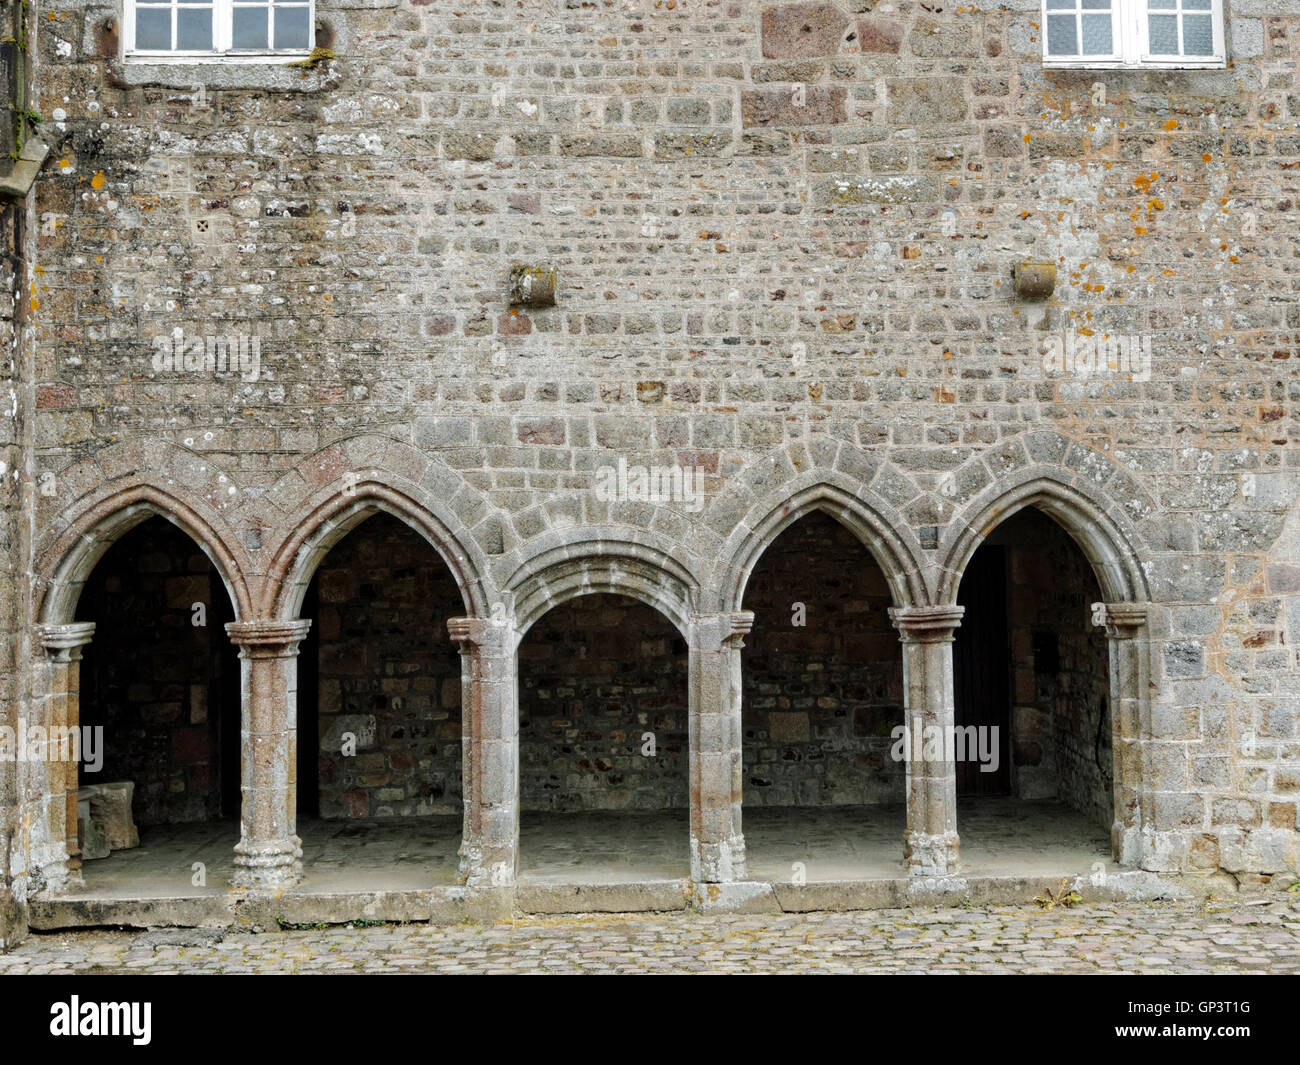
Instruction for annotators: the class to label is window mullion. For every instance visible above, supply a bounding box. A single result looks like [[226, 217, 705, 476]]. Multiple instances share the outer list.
[[217, 0, 232, 53]]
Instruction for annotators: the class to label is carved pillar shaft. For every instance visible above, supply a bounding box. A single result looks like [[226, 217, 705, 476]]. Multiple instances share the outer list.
[[225, 619, 311, 890], [1100, 602, 1150, 866], [688, 611, 752, 883], [449, 616, 517, 888], [890, 605, 964, 877], [34, 622, 95, 891]]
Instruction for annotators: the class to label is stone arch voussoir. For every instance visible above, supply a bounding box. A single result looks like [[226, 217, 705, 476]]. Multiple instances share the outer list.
[[35, 459, 254, 626], [709, 437, 930, 612], [503, 530, 702, 639], [936, 458, 1154, 606], [258, 438, 497, 619]]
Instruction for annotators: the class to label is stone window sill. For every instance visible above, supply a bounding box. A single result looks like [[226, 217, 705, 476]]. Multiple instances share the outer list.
[[109, 56, 331, 91]]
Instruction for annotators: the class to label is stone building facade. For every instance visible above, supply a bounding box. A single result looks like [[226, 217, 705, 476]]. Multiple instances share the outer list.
[[3, 0, 1300, 947]]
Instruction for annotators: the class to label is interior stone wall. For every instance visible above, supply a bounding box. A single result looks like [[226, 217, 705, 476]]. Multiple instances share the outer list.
[[741, 511, 905, 807], [519, 593, 689, 812], [310, 513, 465, 818]]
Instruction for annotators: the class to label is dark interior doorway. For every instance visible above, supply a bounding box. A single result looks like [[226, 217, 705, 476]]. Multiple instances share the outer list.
[[296, 580, 321, 818], [953, 544, 1012, 796], [213, 569, 240, 817]]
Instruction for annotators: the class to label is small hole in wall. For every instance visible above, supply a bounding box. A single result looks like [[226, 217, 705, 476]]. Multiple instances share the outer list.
[[95, 19, 119, 57], [315, 20, 335, 50]]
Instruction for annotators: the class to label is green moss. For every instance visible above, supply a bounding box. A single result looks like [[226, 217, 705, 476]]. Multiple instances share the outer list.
[[287, 47, 335, 69]]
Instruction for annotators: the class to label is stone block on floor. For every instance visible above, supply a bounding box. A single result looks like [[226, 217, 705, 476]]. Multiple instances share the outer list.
[[78, 781, 140, 853]]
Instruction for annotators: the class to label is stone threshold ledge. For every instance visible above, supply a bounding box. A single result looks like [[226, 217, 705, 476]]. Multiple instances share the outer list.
[[28, 870, 1243, 931]]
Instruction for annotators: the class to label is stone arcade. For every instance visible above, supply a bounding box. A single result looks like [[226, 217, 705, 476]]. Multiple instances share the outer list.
[[2, 0, 1299, 947]]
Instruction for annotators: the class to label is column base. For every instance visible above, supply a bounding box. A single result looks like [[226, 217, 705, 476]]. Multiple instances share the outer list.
[[36, 857, 81, 896], [691, 834, 746, 883], [906, 831, 960, 877], [232, 836, 302, 890], [457, 841, 515, 888]]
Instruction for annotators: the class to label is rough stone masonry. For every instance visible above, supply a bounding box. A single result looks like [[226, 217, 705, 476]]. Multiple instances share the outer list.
[[2, 0, 1300, 949]]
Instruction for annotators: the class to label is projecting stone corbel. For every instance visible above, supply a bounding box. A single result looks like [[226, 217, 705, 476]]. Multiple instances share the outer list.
[[0, 137, 49, 199]]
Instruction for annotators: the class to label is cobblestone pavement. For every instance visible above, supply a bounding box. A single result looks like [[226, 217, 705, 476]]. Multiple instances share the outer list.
[[3, 897, 1299, 974]]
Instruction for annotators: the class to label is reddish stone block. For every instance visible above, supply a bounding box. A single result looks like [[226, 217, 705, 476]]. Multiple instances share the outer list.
[[857, 18, 904, 53], [499, 310, 533, 335], [36, 384, 76, 409], [761, 3, 852, 59], [517, 418, 565, 445], [508, 192, 542, 214]]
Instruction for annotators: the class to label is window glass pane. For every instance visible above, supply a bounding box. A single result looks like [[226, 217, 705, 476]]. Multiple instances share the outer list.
[[1148, 12, 1178, 51], [1081, 0, 1110, 9], [233, 6, 270, 48], [1081, 13, 1113, 52], [1046, 0, 1074, 10], [177, 7, 213, 49], [135, 7, 172, 50], [1047, 14, 1078, 53], [1183, 12, 1214, 52], [274, 6, 311, 49], [1183, 0, 1211, 8]]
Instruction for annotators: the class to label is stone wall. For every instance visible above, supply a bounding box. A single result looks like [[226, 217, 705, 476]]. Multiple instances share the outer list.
[[77, 517, 238, 826], [311, 513, 464, 818], [0, 187, 25, 947], [0, 0, 31, 949], [10, 0, 1300, 894], [742, 511, 904, 806], [519, 594, 689, 811]]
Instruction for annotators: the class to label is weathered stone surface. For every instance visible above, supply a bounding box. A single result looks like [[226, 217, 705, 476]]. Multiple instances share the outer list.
[[857, 18, 905, 53], [82, 782, 141, 852], [742, 86, 847, 127], [77, 803, 111, 862], [886, 78, 969, 124], [4, 0, 1300, 948], [761, 3, 854, 59]]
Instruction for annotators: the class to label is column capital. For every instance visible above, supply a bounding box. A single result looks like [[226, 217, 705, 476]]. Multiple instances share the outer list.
[[448, 616, 512, 653], [1097, 601, 1149, 638], [889, 605, 964, 643], [38, 622, 96, 661], [689, 611, 753, 652], [225, 618, 312, 658]]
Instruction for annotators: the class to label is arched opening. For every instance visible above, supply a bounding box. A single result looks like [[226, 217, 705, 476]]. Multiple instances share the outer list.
[[75, 515, 241, 885], [295, 510, 465, 888], [952, 508, 1114, 871], [517, 593, 690, 883], [740, 511, 907, 880]]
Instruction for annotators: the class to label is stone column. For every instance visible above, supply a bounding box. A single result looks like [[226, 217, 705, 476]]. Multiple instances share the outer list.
[[889, 605, 964, 877], [449, 616, 517, 888], [1099, 602, 1150, 866], [225, 619, 311, 890], [34, 622, 95, 891], [688, 611, 753, 883]]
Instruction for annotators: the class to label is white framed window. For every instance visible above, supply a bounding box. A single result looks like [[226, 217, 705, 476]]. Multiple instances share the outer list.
[[1042, 0, 1224, 68], [123, 0, 314, 59]]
